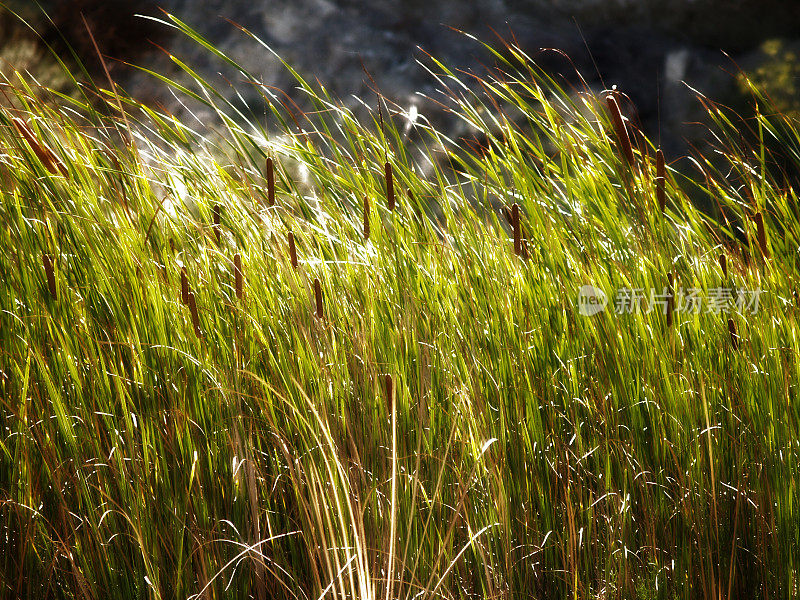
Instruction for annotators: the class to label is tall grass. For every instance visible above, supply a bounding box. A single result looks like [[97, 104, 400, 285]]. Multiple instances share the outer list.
[[1, 14, 799, 599]]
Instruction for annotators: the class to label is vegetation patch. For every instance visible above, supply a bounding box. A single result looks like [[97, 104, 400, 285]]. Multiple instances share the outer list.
[[1, 14, 798, 600]]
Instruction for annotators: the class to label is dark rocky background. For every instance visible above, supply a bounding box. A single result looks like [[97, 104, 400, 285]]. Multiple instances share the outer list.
[[3, 0, 800, 161]]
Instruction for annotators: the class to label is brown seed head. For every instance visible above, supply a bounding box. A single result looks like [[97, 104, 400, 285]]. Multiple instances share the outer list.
[[188, 292, 201, 337], [212, 205, 221, 244], [605, 94, 634, 166], [727, 318, 739, 350], [234, 253, 243, 300], [363, 196, 370, 240], [754, 211, 769, 258], [385, 373, 395, 412], [266, 157, 275, 206], [288, 231, 298, 270], [12, 117, 67, 177], [656, 147, 666, 212], [385, 161, 395, 211], [180, 267, 189, 305], [313, 278, 324, 319], [512, 203, 521, 256], [43, 254, 56, 299]]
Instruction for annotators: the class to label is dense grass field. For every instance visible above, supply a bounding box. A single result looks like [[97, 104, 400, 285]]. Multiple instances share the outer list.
[[1, 15, 799, 599]]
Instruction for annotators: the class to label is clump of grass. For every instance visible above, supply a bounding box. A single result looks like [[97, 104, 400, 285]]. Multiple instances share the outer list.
[[1, 13, 799, 600]]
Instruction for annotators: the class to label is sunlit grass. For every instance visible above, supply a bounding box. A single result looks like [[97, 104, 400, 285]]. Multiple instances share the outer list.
[[1, 13, 799, 600]]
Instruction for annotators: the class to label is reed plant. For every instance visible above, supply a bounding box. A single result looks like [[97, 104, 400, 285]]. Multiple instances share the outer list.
[[0, 13, 798, 600]]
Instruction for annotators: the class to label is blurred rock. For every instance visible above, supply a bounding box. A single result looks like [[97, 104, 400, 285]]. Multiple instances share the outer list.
[[5, 1, 800, 163]]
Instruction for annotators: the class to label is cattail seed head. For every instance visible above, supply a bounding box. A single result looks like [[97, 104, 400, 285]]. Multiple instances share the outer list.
[[180, 266, 189, 305], [511, 203, 521, 256], [385, 161, 395, 211], [719, 253, 727, 279], [754, 211, 769, 258], [187, 292, 201, 337], [266, 157, 275, 206], [288, 231, 298, 270], [605, 94, 634, 166], [656, 147, 666, 212], [43, 254, 56, 300], [728, 318, 739, 350], [385, 373, 395, 412], [13, 117, 67, 177], [313, 278, 324, 319], [363, 196, 370, 240], [212, 205, 221, 244], [234, 253, 243, 300]]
